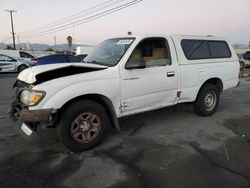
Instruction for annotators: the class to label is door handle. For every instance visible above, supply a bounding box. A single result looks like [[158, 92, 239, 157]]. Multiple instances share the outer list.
[[167, 71, 175, 77]]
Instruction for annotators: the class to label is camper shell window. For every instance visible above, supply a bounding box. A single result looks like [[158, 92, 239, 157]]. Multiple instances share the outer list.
[[181, 40, 231, 60]]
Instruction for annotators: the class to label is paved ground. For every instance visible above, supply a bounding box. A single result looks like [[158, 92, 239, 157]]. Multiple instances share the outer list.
[[0, 73, 250, 188]]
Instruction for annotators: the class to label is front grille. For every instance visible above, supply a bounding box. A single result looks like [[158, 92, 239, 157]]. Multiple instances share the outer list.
[[11, 80, 30, 121], [13, 80, 31, 105], [15, 80, 30, 88]]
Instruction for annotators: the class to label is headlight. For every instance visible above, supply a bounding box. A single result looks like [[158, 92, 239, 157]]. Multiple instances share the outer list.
[[19, 90, 45, 106]]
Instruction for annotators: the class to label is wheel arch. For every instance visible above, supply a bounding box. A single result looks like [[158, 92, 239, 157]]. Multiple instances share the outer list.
[[58, 94, 120, 131], [195, 77, 223, 100], [17, 64, 28, 72]]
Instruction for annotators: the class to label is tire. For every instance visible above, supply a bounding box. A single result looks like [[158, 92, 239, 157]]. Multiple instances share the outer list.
[[18, 65, 28, 73], [193, 83, 220, 116], [58, 100, 109, 152]]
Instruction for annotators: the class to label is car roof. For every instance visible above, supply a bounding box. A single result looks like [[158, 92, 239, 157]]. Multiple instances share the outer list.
[[37, 54, 74, 59]]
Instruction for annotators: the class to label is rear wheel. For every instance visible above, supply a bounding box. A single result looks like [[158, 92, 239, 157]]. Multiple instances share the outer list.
[[193, 84, 220, 116], [58, 100, 109, 152], [17, 65, 28, 72]]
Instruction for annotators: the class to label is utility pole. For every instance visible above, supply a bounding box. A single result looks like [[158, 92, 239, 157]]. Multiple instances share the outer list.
[[5, 9, 17, 50], [54, 36, 57, 52], [17, 36, 20, 49], [72, 24, 75, 51]]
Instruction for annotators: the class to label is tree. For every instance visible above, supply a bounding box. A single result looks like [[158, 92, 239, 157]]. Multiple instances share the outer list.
[[249, 41, 250, 48], [46, 48, 54, 52], [5, 45, 12, 50]]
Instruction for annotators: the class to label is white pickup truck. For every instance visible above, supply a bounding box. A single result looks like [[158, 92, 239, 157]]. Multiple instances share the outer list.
[[10, 35, 239, 152]]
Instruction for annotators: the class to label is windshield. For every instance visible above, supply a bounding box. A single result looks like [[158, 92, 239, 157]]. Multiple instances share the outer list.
[[84, 38, 135, 66]]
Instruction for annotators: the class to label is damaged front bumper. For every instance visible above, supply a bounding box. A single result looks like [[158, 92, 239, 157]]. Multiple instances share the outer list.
[[9, 101, 58, 147]]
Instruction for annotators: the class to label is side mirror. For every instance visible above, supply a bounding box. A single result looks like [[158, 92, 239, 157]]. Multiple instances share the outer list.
[[125, 59, 146, 70], [243, 51, 250, 60]]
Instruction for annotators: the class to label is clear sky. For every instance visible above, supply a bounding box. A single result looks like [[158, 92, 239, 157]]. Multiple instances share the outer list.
[[0, 0, 249, 45]]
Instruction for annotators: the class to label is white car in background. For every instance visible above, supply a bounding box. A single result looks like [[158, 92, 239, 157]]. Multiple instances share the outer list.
[[0, 54, 30, 72], [0, 50, 35, 63]]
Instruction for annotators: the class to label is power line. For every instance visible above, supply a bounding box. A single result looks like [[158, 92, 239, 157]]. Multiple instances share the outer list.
[[5, 9, 17, 49], [18, 0, 123, 35], [19, 0, 142, 38], [19, 0, 138, 38]]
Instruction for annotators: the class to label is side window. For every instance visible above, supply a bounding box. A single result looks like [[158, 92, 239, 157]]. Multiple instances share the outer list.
[[0, 55, 7, 61], [181, 40, 210, 60], [128, 38, 171, 68], [50, 55, 67, 62], [67, 55, 81, 62], [208, 41, 231, 58], [244, 51, 250, 60], [181, 39, 232, 60], [20, 52, 34, 58], [0, 55, 15, 62]]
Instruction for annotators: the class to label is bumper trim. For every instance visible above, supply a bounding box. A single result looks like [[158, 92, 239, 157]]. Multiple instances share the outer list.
[[20, 109, 53, 122]]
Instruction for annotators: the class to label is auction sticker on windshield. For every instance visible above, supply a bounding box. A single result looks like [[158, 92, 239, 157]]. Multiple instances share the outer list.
[[117, 39, 133, 45]]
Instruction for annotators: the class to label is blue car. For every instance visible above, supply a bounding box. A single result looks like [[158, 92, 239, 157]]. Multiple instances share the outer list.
[[32, 54, 82, 65]]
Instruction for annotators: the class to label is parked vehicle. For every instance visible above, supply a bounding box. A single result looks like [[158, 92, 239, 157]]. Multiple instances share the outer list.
[[76, 46, 95, 55], [76, 54, 87, 61], [0, 50, 35, 63], [0, 54, 30, 72], [10, 35, 239, 152], [243, 51, 250, 68], [237, 54, 245, 69], [75, 46, 95, 61], [32, 54, 82, 65]]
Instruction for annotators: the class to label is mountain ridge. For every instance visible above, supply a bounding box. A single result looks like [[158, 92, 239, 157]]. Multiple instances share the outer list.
[[0, 43, 95, 51]]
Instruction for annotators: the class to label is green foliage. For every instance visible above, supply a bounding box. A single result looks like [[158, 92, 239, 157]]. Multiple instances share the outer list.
[[46, 48, 54, 52], [5, 45, 12, 50]]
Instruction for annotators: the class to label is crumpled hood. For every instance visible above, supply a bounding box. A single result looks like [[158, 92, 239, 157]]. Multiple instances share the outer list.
[[17, 63, 108, 84]]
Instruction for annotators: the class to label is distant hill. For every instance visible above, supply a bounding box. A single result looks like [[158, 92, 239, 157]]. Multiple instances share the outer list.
[[233, 44, 249, 49], [0, 43, 95, 51]]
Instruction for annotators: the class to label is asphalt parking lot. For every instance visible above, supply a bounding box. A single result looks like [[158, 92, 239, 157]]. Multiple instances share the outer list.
[[0, 73, 250, 188]]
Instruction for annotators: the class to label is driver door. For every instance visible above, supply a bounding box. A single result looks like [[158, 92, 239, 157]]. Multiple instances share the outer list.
[[120, 37, 179, 115]]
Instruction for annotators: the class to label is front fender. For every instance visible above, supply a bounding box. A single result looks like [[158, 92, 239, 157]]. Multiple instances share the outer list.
[[29, 78, 121, 117]]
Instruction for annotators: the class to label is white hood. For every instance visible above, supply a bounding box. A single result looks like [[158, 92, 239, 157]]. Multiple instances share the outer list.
[[17, 63, 107, 84]]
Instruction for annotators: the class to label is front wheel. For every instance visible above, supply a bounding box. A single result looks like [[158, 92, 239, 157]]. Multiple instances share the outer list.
[[193, 84, 220, 116], [17, 65, 28, 72], [58, 100, 109, 152]]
